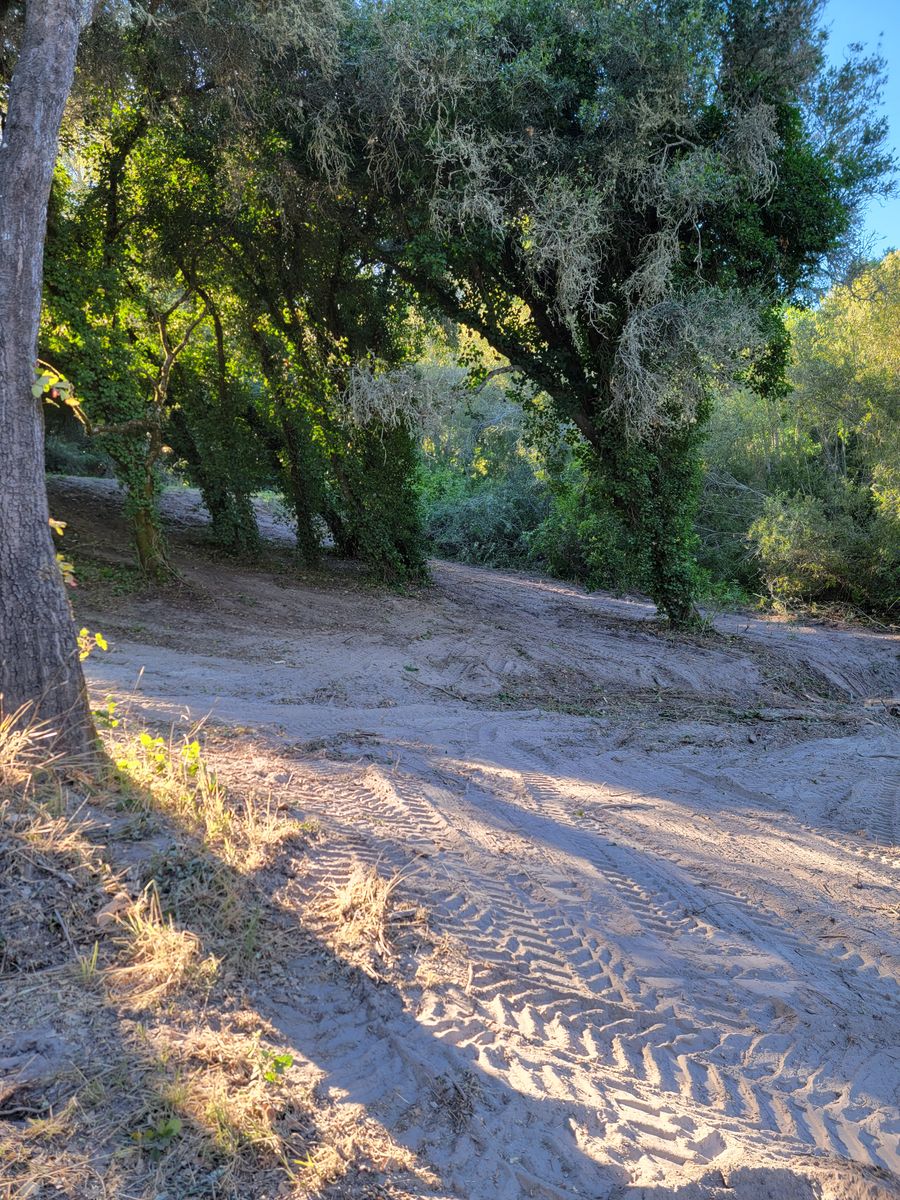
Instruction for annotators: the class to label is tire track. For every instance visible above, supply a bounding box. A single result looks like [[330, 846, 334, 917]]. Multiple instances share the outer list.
[[262, 751, 900, 1175], [420, 758, 900, 1173]]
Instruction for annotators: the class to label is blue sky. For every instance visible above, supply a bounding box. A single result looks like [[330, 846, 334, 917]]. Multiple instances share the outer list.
[[823, 0, 899, 251]]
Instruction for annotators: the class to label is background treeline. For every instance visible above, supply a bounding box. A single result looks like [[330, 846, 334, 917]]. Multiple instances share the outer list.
[[33, 0, 897, 626], [417, 252, 900, 615], [50, 245, 900, 617]]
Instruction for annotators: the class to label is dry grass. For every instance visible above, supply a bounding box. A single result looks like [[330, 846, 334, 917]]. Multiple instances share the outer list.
[[0, 707, 434, 1200], [108, 883, 219, 1007], [316, 865, 418, 981], [324, 866, 400, 954], [108, 719, 310, 872], [0, 705, 58, 786], [108, 724, 236, 845]]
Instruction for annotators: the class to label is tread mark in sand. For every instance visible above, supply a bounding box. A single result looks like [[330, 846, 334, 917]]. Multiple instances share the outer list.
[[281, 760, 900, 1174]]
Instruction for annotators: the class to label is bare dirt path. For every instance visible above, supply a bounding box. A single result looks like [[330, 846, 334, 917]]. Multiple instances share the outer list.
[[51, 476, 900, 1199]]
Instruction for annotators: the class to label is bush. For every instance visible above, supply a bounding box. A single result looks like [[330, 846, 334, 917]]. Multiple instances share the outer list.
[[749, 486, 900, 612], [331, 422, 429, 584], [424, 464, 549, 567], [526, 477, 592, 580], [45, 435, 112, 478]]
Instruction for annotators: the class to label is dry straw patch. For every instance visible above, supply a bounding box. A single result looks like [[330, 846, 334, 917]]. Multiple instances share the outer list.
[[0, 706, 114, 977], [0, 705, 56, 790], [313, 859, 431, 985], [0, 709, 432, 1199], [315, 864, 421, 980], [325, 865, 400, 954]]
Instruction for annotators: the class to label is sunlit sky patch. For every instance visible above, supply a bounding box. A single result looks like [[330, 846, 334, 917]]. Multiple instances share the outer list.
[[824, 0, 899, 251]]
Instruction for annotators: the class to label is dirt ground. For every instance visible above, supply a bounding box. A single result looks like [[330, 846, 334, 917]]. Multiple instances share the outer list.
[[38, 476, 900, 1198]]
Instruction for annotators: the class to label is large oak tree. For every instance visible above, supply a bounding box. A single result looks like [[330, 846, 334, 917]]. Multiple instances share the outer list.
[[321, 0, 892, 625]]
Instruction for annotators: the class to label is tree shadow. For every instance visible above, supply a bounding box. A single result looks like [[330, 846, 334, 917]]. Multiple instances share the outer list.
[[268, 737, 900, 1180], [0, 749, 434, 1198], [1, 738, 633, 1199], [614, 1164, 819, 1199], [614, 1162, 900, 1200], [10, 710, 895, 1199]]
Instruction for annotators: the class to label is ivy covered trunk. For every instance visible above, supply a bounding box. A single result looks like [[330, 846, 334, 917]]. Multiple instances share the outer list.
[[0, 0, 95, 754], [251, 331, 324, 566], [555, 370, 705, 629], [131, 501, 172, 581], [106, 432, 174, 582], [167, 409, 262, 558], [202, 485, 260, 558], [279, 410, 323, 567], [599, 429, 705, 630]]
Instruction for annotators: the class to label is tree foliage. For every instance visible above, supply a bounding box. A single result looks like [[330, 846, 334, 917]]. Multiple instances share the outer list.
[[421, 251, 900, 616], [303, 0, 892, 622], [42, 9, 430, 583], [23, 0, 898, 632]]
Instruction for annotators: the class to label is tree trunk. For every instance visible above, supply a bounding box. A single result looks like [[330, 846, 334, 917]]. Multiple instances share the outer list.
[[0, 0, 95, 755], [280, 414, 322, 567], [592, 428, 704, 630], [131, 426, 177, 581], [133, 502, 173, 581]]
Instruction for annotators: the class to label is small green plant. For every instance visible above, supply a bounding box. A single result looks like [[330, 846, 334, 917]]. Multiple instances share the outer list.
[[116, 732, 166, 775], [34, 360, 84, 421], [49, 517, 78, 588], [142, 732, 168, 771], [130, 1114, 183, 1160], [113, 729, 233, 843], [259, 1050, 294, 1086], [181, 739, 202, 776], [93, 697, 120, 728], [77, 627, 109, 661], [77, 940, 100, 984]]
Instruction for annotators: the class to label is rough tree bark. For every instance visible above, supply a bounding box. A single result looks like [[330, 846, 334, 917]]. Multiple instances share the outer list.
[[0, 0, 95, 754]]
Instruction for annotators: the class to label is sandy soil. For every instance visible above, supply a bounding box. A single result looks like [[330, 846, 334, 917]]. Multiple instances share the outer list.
[[50, 475, 900, 1199]]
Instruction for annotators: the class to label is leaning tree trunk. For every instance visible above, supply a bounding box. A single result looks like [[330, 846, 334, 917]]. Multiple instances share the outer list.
[[0, 0, 95, 755]]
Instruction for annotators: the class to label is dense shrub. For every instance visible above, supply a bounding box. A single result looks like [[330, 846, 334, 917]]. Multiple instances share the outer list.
[[425, 463, 549, 568], [749, 487, 900, 611], [694, 255, 900, 615], [528, 462, 637, 592], [45, 435, 112, 478]]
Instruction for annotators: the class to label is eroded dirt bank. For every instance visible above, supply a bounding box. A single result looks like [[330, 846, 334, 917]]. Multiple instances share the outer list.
[[52, 476, 900, 1199]]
